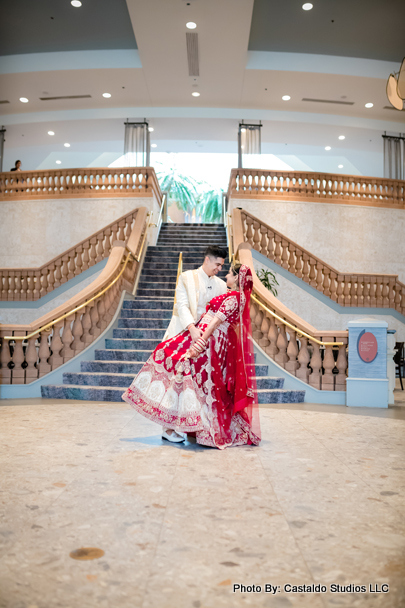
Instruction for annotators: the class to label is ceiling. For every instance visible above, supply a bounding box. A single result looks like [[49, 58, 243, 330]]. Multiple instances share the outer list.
[[0, 0, 404, 178]]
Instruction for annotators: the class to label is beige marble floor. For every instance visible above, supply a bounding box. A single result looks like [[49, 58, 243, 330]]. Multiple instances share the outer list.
[[0, 396, 404, 608]]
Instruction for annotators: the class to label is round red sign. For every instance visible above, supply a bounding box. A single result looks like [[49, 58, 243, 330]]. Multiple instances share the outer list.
[[357, 331, 378, 363]]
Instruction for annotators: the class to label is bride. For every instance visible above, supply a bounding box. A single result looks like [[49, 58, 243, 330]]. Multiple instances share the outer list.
[[122, 263, 261, 449]]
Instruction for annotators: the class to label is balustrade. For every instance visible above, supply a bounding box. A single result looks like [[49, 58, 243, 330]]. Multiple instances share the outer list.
[[228, 169, 405, 209], [238, 209, 405, 316], [0, 207, 149, 385]]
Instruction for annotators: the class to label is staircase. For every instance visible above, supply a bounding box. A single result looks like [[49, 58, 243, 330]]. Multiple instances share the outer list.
[[42, 224, 305, 404]]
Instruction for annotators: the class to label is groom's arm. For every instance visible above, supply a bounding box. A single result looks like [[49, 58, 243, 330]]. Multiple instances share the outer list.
[[176, 274, 202, 343]]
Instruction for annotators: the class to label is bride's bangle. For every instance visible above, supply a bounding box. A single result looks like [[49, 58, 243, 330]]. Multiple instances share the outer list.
[[194, 337, 207, 352]]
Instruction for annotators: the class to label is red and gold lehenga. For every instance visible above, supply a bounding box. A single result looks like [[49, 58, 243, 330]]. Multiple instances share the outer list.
[[122, 265, 261, 449]]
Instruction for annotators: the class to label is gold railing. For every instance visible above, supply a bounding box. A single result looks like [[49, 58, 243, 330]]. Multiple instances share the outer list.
[[0, 207, 149, 385], [236, 208, 405, 316], [172, 252, 183, 312], [228, 168, 405, 209]]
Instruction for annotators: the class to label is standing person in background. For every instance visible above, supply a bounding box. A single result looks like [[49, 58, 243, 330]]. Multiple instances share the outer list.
[[10, 160, 22, 171]]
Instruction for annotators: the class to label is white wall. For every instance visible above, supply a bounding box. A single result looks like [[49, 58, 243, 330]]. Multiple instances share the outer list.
[[230, 198, 405, 283], [0, 196, 159, 268]]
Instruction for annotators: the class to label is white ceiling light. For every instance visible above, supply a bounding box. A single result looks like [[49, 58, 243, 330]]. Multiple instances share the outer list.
[[302, 3, 313, 10], [241, 128, 246, 133], [151, 144, 157, 148], [19, 97, 29, 103], [365, 102, 374, 108], [56, 160, 61, 164], [71, 0, 82, 6], [64, 143, 70, 147], [186, 22, 197, 29], [148, 127, 154, 132], [282, 95, 291, 101], [338, 135, 345, 140], [102, 93, 111, 98], [338, 165, 344, 168], [192, 91, 200, 97], [48, 131, 55, 136], [325, 146, 331, 151]]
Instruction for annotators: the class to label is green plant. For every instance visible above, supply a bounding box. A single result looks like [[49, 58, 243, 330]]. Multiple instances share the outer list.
[[196, 188, 223, 223], [256, 268, 279, 297], [156, 163, 199, 222]]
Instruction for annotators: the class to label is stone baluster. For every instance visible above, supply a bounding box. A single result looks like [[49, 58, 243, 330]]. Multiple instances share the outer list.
[[309, 258, 317, 288], [281, 240, 289, 269], [14, 273, 22, 301], [125, 218, 133, 240], [266, 230, 275, 261], [343, 277, 351, 306], [0, 272, 6, 299], [38, 331, 52, 377], [71, 312, 85, 353], [285, 330, 299, 375], [335, 342, 347, 389], [252, 304, 263, 342], [89, 301, 101, 338], [275, 321, 288, 368], [252, 222, 261, 251], [81, 306, 93, 345], [357, 277, 364, 307], [110, 224, 119, 245], [89, 238, 97, 267], [20, 272, 27, 301], [394, 281, 401, 313], [376, 278, 383, 307], [61, 318, 74, 362], [61, 256, 69, 284], [11, 334, 26, 384], [33, 271, 41, 300], [369, 278, 377, 307], [294, 249, 303, 278], [40, 271, 48, 298], [302, 254, 310, 283], [96, 234, 104, 263], [68, 253, 76, 280], [382, 278, 390, 308], [274, 236, 282, 266], [258, 313, 270, 350], [322, 344, 336, 391], [388, 278, 395, 309], [82, 242, 90, 271], [103, 229, 112, 256], [46, 266, 54, 293], [245, 217, 254, 246], [296, 337, 310, 383], [8, 272, 15, 300], [329, 272, 337, 302], [74, 247, 83, 277], [97, 297, 108, 332], [350, 276, 358, 306], [362, 276, 370, 307], [315, 263, 323, 293], [309, 342, 322, 389], [118, 220, 126, 241], [259, 226, 268, 255], [53, 261, 62, 288], [25, 337, 38, 382], [265, 315, 279, 359], [49, 322, 64, 369], [322, 267, 331, 298]]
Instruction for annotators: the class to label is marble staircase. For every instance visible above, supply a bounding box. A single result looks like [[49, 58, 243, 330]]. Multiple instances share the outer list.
[[41, 223, 305, 404]]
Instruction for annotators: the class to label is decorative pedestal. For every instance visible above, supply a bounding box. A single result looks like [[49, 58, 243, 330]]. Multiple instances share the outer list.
[[346, 318, 388, 408]]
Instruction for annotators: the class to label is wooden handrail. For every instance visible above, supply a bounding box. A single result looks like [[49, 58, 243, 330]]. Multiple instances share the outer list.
[[0, 166, 162, 202], [233, 208, 405, 316], [228, 168, 405, 209]]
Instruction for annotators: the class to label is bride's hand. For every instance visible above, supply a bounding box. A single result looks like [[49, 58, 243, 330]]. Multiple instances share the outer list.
[[187, 346, 199, 358]]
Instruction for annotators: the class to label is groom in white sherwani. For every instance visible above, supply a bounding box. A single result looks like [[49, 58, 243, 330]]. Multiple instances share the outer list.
[[162, 245, 228, 442]]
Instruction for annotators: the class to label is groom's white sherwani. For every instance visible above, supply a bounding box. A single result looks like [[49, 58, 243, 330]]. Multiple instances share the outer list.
[[164, 266, 227, 340]]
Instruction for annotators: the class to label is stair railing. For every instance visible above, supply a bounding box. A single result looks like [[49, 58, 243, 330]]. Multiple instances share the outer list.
[[0, 207, 149, 385], [233, 208, 405, 316], [172, 252, 183, 312]]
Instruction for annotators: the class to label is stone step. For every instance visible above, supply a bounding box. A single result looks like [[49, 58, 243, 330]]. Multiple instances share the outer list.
[[122, 299, 174, 309], [139, 272, 227, 281], [136, 288, 177, 298], [63, 372, 134, 387], [117, 318, 171, 329], [255, 376, 284, 389], [142, 262, 228, 271], [41, 384, 305, 404], [81, 360, 270, 375], [138, 281, 176, 291], [105, 338, 162, 350], [94, 349, 153, 362], [112, 328, 167, 340], [120, 309, 173, 319]]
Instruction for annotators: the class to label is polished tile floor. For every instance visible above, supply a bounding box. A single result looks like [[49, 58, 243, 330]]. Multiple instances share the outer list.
[[0, 389, 404, 608]]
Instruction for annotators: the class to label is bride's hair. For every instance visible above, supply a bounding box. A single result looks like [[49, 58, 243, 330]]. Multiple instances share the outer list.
[[231, 262, 242, 276]]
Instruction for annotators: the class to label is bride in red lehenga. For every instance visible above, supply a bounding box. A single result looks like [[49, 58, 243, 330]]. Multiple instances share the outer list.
[[122, 263, 261, 449]]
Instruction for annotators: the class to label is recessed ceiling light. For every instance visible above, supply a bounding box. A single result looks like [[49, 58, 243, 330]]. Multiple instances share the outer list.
[[282, 95, 291, 101], [71, 0, 82, 6], [338, 165, 344, 168], [64, 143, 70, 147], [186, 22, 197, 29], [365, 102, 373, 108], [19, 97, 29, 103], [325, 146, 331, 151], [192, 91, 200, 97], [151, 144, 157, 148], [48, 131, 55, 136], [302, 3, 313, 10], [56, 160, 61, 164], [148, 127, 154, 132], [102, 93, 111, 98], [338, 135, 345, 140]]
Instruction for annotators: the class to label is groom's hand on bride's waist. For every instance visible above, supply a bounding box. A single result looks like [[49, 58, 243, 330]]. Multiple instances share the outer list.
[[188, 324, 202, 344]]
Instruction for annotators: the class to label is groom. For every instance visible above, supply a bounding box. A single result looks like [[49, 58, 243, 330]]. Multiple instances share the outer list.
[[162, 244, 228, 442]]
